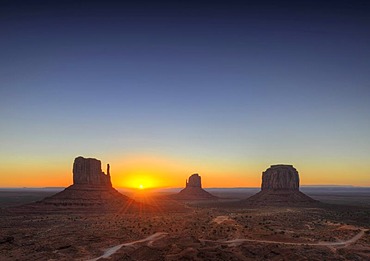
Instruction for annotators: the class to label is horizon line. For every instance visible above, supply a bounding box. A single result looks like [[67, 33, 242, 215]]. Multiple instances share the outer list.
[[1, 184, 370, 190]]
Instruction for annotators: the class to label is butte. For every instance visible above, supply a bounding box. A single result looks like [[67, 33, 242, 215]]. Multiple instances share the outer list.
[[38, 156, 135, 211], [171, 173, 217, 200], [244, 164, 317, 205]]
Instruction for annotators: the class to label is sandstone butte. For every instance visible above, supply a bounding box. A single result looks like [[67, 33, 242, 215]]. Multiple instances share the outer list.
[[245, 164, 317, 205], [171, 173, 217, 200], [39, 156, 134, 210], [32, 159, 316, 209]]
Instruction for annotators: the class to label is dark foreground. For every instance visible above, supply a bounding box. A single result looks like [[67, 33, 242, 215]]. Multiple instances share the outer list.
[[0, 189, 369, 260]]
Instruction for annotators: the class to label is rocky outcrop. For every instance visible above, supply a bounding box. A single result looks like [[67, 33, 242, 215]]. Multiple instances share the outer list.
[[186, 174, 202, 188], [261, 165, 299, 190], [244, 164, 317, 205], [73, 156, 111, 187], [172, 173, 217, 200], [39, 156, 134, 210]]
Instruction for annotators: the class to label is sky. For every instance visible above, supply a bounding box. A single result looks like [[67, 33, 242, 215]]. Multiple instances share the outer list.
[[1, 0, 369, 188]]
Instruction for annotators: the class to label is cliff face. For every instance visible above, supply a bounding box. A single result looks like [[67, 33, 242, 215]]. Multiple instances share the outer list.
[[261, 165, 299, 190], [173, 173, 217, 200], [244, 164, 317, 205], [39, 156, 134, 210], [72, 156, 112, 187], [186, 174, 202, 188]]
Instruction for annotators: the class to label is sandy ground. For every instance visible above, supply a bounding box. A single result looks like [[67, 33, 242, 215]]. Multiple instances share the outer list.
[[1, 190, 370, 260]]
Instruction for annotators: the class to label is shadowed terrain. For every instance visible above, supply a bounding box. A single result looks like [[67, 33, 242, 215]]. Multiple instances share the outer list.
[[1, 161, 369, 260], [0, 194, 369, 260]]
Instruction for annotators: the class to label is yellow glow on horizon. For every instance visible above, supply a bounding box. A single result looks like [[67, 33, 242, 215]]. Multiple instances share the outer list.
[[124, 173, 158, 189], [111, 154, 189, 188], [0, 153, 369, 188]]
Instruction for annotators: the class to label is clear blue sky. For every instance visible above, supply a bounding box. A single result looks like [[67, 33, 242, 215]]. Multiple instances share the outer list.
[[1, 0, 369, 187]]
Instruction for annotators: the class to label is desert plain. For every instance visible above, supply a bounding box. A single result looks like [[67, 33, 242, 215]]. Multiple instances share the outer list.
[[0, 187, 369, 261]]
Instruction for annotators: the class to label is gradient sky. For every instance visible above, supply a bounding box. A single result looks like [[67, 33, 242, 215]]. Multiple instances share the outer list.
[[1, 0, 369, 188]]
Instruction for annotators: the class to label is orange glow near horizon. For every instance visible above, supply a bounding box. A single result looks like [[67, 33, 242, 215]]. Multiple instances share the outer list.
[[122, 172, 159, 189], [0, 154, 369, 188], [108, 154, 264, 189], [110, 154, 189, 189]]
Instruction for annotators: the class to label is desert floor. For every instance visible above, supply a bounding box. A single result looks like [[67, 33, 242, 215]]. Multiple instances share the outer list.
[[0, 190, 369, 260]]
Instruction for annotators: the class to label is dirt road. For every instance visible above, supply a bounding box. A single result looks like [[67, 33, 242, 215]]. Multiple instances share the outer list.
[[88, 232, 168, 261], [201, 229, 368, 247]]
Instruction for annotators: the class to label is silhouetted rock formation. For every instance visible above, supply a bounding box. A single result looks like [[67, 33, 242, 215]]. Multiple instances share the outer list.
[[186, 174, 202, 188], [261, 164, 299, 190], [245, 164, 317, 205], [73, 156, 112, 186], [39, 156, 134, 210], [172, 174, 217, 200]]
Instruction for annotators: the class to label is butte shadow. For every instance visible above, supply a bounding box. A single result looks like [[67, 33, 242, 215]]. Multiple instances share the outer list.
[[169, 173, 218, 201], [30, 156, 138, 212], [242, 164, 318, 206]]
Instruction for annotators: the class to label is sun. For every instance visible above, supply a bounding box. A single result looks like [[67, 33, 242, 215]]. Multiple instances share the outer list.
[[120, 171, 161, 189]]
